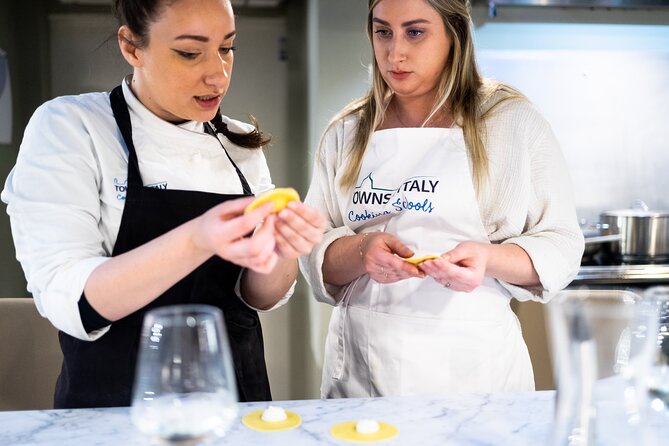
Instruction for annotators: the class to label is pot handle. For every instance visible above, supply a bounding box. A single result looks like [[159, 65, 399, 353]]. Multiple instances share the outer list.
[[631, 199, 649, 212], [580, 221, 611, 232], [584, 234, 622, 245]]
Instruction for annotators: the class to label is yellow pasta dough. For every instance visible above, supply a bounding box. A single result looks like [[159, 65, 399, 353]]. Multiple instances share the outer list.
[[241, 409, 302, 432], [330, 420, 399, 443], [402, 254, 440, 266], [244, 187, 300, 214]]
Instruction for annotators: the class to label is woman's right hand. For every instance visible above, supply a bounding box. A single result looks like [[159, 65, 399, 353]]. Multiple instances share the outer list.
[[191, 196, 278, 274], [360, 232, 424, 283]]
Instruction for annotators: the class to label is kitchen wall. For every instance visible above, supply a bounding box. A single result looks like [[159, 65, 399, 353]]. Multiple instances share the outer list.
[[475, 24, 669, 225]]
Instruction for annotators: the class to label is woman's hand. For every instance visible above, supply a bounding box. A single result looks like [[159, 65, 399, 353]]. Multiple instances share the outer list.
[[191, 196, 279, 274], [273, 201, 327, 259], [361, 232, 424, 284], [419, 241, 490, 292]]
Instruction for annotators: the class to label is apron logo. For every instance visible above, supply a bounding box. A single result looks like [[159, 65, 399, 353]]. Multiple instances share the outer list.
[[348, 173, 439, 222], [146, 181, 168, 190], [390, 176, 439, 214], [397, 177, 440, 194], [114, 177, 127, 201], [352, 173, 394, 205]]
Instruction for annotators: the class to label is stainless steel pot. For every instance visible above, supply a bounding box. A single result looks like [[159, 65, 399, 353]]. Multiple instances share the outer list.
[[600, 201, 669, 262]]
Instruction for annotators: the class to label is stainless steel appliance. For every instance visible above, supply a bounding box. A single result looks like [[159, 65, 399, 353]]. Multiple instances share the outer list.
[[573, 245, 669, 288], [574, 263, 669, 287], [576, 202, 669, 288]]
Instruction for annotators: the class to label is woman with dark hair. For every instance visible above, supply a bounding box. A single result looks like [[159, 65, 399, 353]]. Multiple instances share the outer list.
[[299, 0, 583, 398], [2, 0, 325, 408]]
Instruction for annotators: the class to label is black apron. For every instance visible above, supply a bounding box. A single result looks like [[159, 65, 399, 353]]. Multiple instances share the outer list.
[[54, 85, 271, 408]]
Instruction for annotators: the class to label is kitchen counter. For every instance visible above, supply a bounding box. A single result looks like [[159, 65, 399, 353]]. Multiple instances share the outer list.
[[1, 391, 667, 445]]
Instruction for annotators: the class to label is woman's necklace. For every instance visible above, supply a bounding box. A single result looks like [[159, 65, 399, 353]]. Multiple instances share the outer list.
[[393, 103, 411, 128], [393, 102, 453, 128]]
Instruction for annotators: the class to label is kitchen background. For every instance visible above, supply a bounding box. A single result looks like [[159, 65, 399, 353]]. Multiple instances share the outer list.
[[0, 0, 668, 401]]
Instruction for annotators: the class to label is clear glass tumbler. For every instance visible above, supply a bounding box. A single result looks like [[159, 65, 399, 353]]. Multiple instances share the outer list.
[[547, 289, 658, 446], [643, 286, 669, 414], [130, 304, 239, 445]]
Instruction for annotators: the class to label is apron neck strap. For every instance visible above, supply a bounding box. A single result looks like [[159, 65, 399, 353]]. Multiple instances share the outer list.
[[109, 85, 143, 188], [204, 119, 253, 196]]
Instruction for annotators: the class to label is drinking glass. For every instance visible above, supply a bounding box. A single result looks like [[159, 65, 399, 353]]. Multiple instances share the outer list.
[[130, 304, 239, 445], [643, 286, 669, 413], [547, 289, 658, 446]]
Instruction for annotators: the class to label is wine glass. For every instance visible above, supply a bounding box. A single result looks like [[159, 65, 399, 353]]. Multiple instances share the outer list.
[[130, 304, 239, 444], [643, 286, 669, 413]]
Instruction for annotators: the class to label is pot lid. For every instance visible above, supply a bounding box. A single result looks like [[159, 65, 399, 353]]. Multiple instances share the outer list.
[[601, 209, 669, 218], [601, 200, 669, 218]]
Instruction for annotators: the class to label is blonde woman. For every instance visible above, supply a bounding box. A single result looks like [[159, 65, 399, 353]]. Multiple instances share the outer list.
[[299, 0, 584, 398]]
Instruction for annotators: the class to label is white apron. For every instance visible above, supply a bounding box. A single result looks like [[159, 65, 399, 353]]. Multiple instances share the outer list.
[[322, 127, 534, 398]]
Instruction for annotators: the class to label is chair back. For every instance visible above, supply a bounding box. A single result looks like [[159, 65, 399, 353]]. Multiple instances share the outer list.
[[0, 297, 62, 410]]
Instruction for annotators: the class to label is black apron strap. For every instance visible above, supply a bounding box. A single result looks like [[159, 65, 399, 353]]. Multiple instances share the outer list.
[[109, 85, 143, 188], [204, 122, 253, 195]]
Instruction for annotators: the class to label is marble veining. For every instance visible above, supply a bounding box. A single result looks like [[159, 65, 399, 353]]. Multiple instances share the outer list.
[[1, 391, 667, 445]]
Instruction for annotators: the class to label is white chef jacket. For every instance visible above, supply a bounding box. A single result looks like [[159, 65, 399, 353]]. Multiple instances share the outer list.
[[2, 78, 293, 341]]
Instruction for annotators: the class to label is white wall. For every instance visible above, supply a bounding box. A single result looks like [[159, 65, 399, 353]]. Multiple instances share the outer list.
[[298, 0, 371, 386], [314, 0, 369, 148], [475, 23, 669, 224]]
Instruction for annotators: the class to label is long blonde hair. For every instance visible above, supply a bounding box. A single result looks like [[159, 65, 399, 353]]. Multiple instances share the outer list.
[[328, 0, 523, 191]]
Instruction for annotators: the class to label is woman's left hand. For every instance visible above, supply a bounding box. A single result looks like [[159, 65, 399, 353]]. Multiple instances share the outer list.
[[273, 201, 327, 259], [419, 241, 491, 292]]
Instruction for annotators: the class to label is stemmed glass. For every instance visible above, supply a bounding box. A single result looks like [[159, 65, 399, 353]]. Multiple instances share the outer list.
[[130, 304, 239, 444]]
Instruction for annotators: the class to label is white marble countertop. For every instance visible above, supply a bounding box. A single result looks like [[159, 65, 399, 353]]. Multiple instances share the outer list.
[[1, 391, 667, 445]]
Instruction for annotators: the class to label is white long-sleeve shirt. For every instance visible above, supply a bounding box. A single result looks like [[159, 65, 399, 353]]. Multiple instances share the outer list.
[[299, 97, 585, 305], [2, 79, 292, 341]]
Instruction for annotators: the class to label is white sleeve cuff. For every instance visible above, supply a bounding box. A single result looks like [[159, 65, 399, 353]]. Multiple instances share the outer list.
[[496, 279, 550, 303], [498, 236, 580, 303]]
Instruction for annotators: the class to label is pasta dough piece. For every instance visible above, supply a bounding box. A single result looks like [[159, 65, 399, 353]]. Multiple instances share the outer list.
[[402, 255, 440, 266], [244, 187, 300, 214]]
